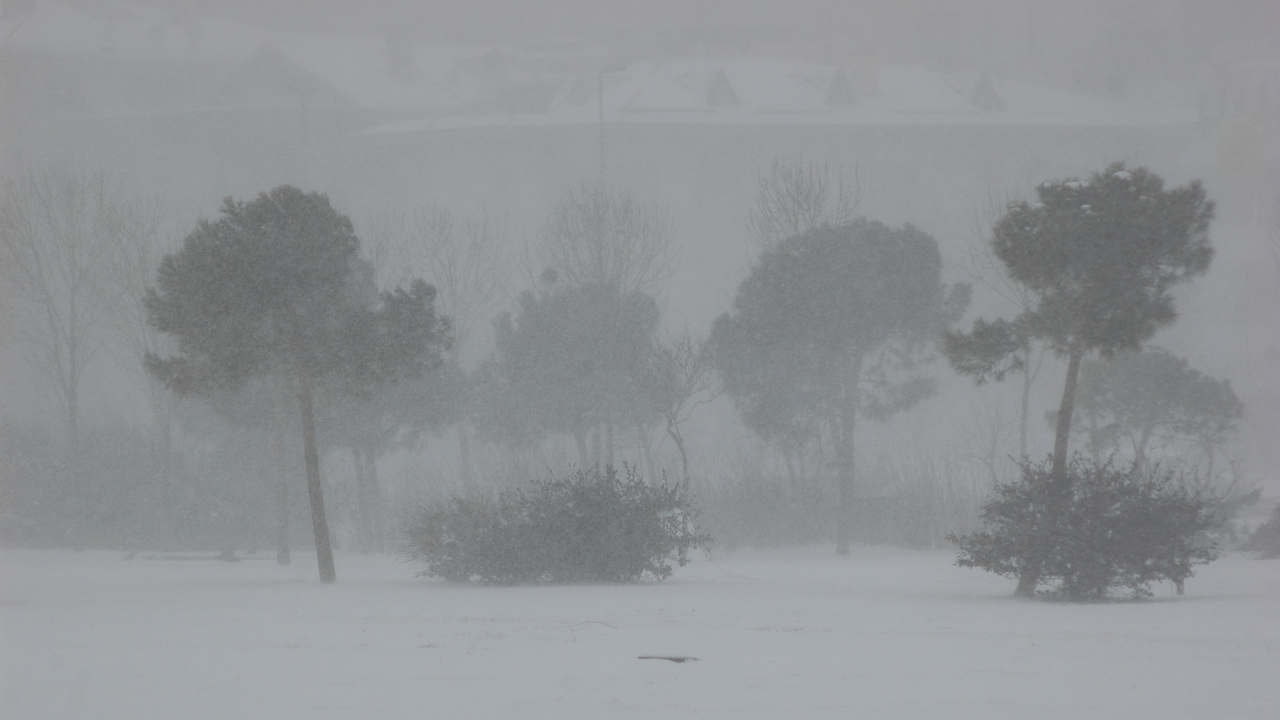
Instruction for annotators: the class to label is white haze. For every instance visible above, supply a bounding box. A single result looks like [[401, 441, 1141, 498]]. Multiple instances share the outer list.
[[2, 0, 1279, 716], [0, 11, 1272, 513], [3, 0, 1276, 488]]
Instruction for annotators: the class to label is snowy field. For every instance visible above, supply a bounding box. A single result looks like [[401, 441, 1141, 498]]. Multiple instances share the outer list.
[[3, 547, 1278, 720]]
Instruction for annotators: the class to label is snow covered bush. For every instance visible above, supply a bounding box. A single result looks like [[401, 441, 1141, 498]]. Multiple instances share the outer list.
[[403, 466, 709, 583], [950, 458, 1222, 600], [1243, 504, 1280, 558]]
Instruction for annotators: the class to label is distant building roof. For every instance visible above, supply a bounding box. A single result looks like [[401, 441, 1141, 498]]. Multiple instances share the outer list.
[[0, 0, 266, 64], [3, 1, 1199, 131]]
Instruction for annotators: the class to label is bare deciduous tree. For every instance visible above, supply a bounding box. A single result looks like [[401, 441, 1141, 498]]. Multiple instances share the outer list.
[[746, 159, 860, 252], [0, 167, 129, 549], [652, 331, 720, 484], [102, 195, 180, 439], [367, 205, 509, 358], [365, 205, 509, 490], [961, 192, 1048, 458], [536, 183, 674, 296], [951, 392, 1019, 482], [104, 196, 169, 362], [0, 168, 122, 445]]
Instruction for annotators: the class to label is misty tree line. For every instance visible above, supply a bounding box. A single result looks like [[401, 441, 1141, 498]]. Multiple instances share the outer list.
[[0, 161, 1252, 587]]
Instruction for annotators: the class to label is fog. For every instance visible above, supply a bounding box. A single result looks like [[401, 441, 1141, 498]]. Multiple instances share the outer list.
[[4, 1, 1280, 717], [1, 0, 1278, 554]]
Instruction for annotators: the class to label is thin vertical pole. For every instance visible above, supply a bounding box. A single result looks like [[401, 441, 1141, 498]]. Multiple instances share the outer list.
[[598, 72, 606, 183]]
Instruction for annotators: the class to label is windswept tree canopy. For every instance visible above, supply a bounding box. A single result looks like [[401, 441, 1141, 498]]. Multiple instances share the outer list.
[[477, 282, 661, 449], [711, 219, 967, 447], [1063, 348, 1243, 469], [946, 162, 1215, 487], [145, 186, 446, 395], [990, 163, 1213, 357], [944, 163, 1216, 596], [711, 218, 967, 554], [144, 185, 449, 583]]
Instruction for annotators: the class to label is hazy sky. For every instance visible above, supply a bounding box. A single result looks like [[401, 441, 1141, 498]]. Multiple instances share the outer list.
[[104, 0, 1274, 103], [3, 0, 1277, 474], [137, 1, 1275, 62]]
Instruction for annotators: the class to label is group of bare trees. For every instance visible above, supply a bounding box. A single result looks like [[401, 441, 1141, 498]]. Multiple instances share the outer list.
[[0, 169, 175, 545], [747, 159, 860, 252], [0, 171, 149, 441]]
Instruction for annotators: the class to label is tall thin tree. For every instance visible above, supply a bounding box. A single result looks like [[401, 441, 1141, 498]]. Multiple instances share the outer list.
[[945, 163, 1215, 596], [0, 168, 124, 547], [146, 186, 448, 582]]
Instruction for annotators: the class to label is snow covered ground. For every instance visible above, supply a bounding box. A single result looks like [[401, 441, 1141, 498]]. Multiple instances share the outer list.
[[3, 546, 1277, 719]]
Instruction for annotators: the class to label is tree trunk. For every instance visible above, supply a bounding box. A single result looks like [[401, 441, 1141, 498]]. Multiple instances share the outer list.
[[298, 384, 336, 583], [458, 424, 475, 491], [151, 386, 179, 547], [66, 366, 86, 551], [638, 425, 658, 484], [834, 356, 862, 556], [1019, 367, 1032, 459], [1018, 342, 1045, 460], [1088, 411, 1103, 465], [1014, 573, 1038, 597], [1051, 347, 1085, 482], [362, 449, 384, 552], [800, 434, 812, 484], [1019, 345, 1086, 598], [592, 424, 602, 469], [274, 471, 291, 565], [671, 430, 689, 485], [1134, 425, 1153, 474], [352, 446, 373, 553], [834, 407, 855, 556], [269, 381, 292, 565], [574, 429, 590, 469], [605, 422, 615, 470]]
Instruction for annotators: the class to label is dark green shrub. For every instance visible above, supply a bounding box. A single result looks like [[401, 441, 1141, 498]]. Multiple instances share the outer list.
[[403, 466, 710, 583], [950, 458, 1222, 600], [1243, 504, 1280, 558]]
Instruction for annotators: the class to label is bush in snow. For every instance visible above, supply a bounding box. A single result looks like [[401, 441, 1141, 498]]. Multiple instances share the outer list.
[[403, 465, 710, 584], [949, 458, 1223, 600], [1243, 503, 1280, 558]]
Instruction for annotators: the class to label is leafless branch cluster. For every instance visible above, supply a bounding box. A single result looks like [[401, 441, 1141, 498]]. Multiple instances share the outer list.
[[747, 158, 861, 251], [656, 332, 719, 428], [950, 392, 1020, 482], [103, 194, 173, 363], [365, 205, 510, 355], [536, 183, 673, 296], [961, 190, 1049, 457], [653, 330, 721, 483], [963, 191, 1039, 313], [0, 168, 125, 438]]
